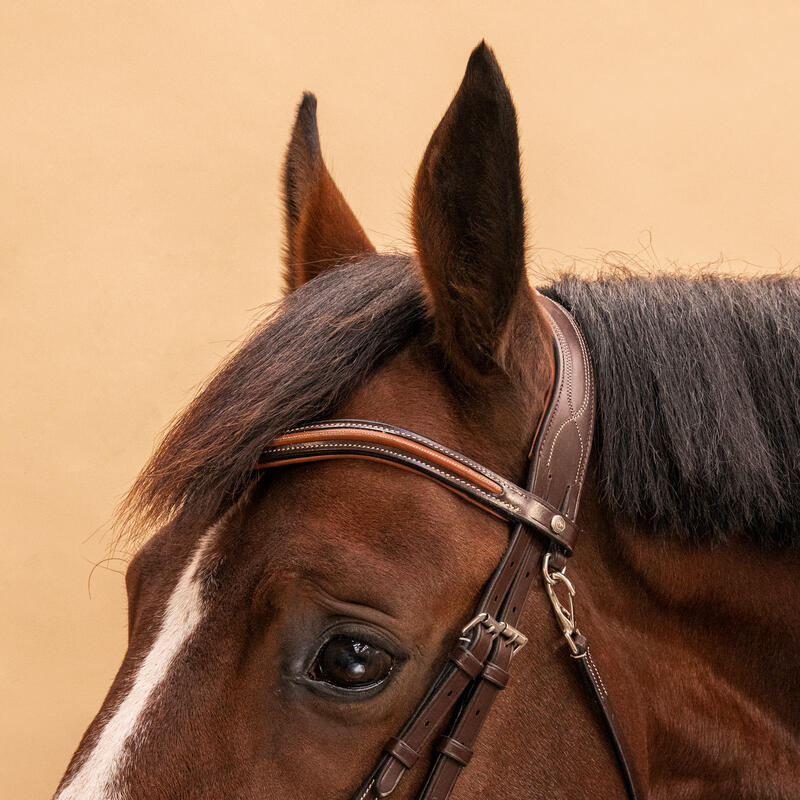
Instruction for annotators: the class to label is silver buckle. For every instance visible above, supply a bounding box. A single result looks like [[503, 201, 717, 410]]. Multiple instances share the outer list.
[[542, 552, 583, 657], [458, 612, 528, 654]]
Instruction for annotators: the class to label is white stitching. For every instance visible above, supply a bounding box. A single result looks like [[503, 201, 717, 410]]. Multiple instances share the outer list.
[[542, 305, 594, 505], [263, 441, 523, 516], [355, 780, 374, 800], [539, 323, 567, 472], [545, 316, 585, 481], [284, 421, 496, 477], [574, 316, 595, 490], [585, 648, 608, 699], [546, 418, 585, 479], [274, 422, 559, 514]]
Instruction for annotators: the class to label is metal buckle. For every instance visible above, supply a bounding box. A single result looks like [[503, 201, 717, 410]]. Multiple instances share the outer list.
[[542, 552, 583, 657], [459, 612, 528, 655]]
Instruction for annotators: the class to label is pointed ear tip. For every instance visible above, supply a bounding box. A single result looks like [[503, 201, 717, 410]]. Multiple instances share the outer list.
[[295, 92, 318, 129], [459, 41, 514, 113], [466, 40, 501, 74], [299, 91, 318, 114], [290, 91, 321, 159]]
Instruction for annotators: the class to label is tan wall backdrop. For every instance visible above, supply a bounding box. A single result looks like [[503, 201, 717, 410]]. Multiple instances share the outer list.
[[3, 2, 799, 797]]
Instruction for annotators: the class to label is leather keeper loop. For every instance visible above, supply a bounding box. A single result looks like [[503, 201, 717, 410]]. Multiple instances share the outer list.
[[571, 632, 588, 657], [481, 662, 510, 689], [436, 735, 474, 766], [448, 646, 483, 679], [383, 737, 419, 770], [548, 547, 569, 572]]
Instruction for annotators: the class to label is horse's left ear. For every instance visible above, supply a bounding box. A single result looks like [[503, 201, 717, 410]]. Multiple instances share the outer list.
[[282, 93, 375, 293], [412, 43, 538, 387]]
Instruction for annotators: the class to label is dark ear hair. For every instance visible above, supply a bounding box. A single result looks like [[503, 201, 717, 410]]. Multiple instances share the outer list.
[[282, 93, 375, 293], [412, 43, 535, 386]]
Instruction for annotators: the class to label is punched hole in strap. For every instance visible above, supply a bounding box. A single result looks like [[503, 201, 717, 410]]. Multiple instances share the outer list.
[[448, 646, 484, 680], [384, 737, 419, 770], [436, 735, 474, 766]]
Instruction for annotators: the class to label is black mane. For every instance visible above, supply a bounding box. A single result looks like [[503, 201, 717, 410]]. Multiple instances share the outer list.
[[122, 258, 800, 547], [119, 255, 426, 539], [543, 274, 800, 546]]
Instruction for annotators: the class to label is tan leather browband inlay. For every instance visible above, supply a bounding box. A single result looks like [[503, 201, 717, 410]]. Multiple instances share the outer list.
[[266, 427, 504, 495]]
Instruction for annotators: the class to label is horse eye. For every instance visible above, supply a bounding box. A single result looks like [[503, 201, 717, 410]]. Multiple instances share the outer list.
[[310, 636, 394, 690]]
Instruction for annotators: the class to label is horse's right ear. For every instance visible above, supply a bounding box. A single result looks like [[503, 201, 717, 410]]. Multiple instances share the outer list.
[[281, 93, 375, 293]]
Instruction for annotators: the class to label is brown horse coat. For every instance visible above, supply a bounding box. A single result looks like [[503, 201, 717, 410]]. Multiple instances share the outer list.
[[54, 43, 800, 800]]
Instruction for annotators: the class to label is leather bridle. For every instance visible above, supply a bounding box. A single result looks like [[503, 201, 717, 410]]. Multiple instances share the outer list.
[[256, 296, 639, 799]]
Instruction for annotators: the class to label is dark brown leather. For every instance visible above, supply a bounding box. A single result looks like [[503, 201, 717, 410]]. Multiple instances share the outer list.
[[480, 662, 509, 689], [369, 529, 536, 798], [417, 532, 541, 800], [269, 426, 505, 494], [255, 297, 639, 800], [415, 296, 601, 800], [530, 295, 595, 523], [257, 422, 579, 553], [448, 647, 484, 680], [436, 737, 473, 766], [384, 738, 420, 770], [576, 646, 642, 800]]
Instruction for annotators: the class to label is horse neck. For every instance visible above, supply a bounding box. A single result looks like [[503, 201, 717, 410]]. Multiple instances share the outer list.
[[572, 467, 800, 797]]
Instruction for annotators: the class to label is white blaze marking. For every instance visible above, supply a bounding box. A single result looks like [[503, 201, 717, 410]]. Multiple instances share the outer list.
[[55, 525, 219, 800]]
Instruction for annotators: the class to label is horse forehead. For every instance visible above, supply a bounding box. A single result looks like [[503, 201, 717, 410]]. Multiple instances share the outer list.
[[250, 459, 507, 586]]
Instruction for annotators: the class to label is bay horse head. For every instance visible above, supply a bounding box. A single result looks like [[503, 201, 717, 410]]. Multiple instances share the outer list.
[[55, 41, 598, 799], [58, 39, 800, 799]]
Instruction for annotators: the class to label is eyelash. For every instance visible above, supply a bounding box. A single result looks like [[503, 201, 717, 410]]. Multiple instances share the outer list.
[[310, 621, 404, 660]]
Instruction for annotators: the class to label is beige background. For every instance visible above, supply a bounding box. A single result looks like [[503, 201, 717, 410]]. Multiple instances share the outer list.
[[2, 2, 799, 797]]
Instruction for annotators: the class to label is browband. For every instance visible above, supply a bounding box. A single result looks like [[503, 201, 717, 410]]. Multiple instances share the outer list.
[[257, 421, 579, 553], [254, 295, 638, 800]]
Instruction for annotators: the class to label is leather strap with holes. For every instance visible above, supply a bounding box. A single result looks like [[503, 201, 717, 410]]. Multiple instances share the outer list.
[[255, 296, 639, 800]]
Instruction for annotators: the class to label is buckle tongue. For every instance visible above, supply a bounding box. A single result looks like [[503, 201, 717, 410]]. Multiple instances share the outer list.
[[459, 612, 528, 654]]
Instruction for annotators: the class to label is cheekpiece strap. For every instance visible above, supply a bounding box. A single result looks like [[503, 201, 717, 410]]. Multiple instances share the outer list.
[[253, 298, 632, 800]]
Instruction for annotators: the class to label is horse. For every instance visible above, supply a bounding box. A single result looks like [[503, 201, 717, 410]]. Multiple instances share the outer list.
[[53, 42, 800, 799]]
